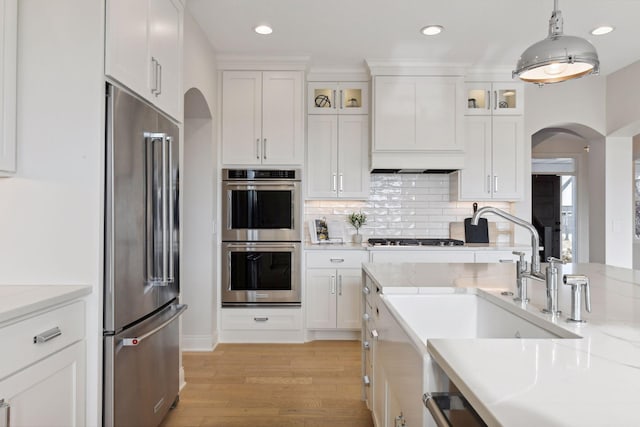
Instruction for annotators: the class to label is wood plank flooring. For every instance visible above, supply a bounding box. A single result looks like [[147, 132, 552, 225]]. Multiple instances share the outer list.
[[160, 340, 374, 427]]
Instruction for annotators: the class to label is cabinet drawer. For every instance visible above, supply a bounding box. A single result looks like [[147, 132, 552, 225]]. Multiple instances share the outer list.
[[370, 250, 474, 263], [306, 250, 368, 269], [474, 250, 530, 263], [0, 300, 85, 380], [221, 308, 302, 331]]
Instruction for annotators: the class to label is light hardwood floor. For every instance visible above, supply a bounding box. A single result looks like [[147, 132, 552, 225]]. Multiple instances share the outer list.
[[160, 340, 374, 427]]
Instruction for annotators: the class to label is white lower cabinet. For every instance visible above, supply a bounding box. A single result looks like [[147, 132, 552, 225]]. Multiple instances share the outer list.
[[0, 341, 85, 427], [0, 300, 86, 426], [474, 250, 531, 263], [370, 250, 475, 264], [305, 250, 368, 330], [371, 295, 425, 427]]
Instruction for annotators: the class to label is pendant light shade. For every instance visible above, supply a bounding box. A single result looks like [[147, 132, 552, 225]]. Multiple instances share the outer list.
[[513, 0, 599, 85]]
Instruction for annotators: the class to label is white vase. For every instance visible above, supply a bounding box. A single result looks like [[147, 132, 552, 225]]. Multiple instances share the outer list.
[[352, 234, 363, 244]]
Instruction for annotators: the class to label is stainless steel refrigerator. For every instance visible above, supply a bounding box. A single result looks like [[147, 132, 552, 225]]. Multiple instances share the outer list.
[[103, 84, 187, 427]]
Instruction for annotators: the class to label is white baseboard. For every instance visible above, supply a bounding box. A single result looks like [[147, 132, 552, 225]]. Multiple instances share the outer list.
[[305, 330, 361, 341], [182, 333, 218, 351]]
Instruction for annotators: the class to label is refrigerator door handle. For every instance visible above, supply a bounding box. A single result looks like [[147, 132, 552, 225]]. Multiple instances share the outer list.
[[122, 304, 187, 346], [145, 132, 170, 287], [167, 136, 174, 283]]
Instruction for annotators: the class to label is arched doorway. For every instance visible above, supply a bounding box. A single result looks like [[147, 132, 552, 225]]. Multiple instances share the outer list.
[[531, 124, 605, 263], [182, 87, 217, 350]]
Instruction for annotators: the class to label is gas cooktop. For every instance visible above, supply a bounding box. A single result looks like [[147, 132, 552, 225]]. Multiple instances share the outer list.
[[368, 238, 465, 247]]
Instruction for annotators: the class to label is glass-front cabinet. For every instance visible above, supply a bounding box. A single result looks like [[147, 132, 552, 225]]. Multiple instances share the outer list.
[[465, 82, 523, 116], [308, 82, 368, 115]]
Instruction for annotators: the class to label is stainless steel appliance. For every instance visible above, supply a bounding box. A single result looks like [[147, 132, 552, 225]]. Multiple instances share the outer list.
[[222, 241, 301, 306], [221, 168, 302, 242], [221, 168, 302, 306], [423, 392, 487, 427], [103, 84, 187, 427], [368, 238, 465, 247]]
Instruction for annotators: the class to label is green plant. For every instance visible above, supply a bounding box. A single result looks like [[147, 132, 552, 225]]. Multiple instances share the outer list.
[[348, 212, 367, 235]]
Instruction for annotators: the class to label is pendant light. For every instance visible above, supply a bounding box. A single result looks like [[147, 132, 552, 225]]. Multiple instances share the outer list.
[[513, 0, 599, 85]]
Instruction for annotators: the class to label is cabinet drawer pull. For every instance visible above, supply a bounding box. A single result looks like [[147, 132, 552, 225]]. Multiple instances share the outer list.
[[363, 313, 370, 321], [362, 286, 370, 295], [370, 329, 379, 339], [363, 341, 370, 350], [363, 375, 370, 386], [254, 317, 269, 322], [0, 398, 10, 427], [33, 326, 62, 344], [330, 258, 344, 263]]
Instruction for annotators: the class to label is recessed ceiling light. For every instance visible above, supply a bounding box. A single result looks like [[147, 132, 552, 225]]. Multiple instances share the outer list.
[[590, 26, 614, 36], [254, 25, 273, 35], [421, 25, 444, 36]]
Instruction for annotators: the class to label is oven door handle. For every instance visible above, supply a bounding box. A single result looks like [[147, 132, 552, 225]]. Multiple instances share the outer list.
[[423, 393, 452, 427], [223, 183, 298, 190], [224, 243, 299, 249]]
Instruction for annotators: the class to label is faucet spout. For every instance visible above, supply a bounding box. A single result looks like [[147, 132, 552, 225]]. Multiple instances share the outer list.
[[471, 206, 541, 275]]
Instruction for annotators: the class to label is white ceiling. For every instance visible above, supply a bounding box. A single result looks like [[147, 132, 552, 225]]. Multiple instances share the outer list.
[[187, 0, 640, 75]]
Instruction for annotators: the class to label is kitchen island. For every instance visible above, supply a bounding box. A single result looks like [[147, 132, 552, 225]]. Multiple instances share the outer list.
[[362, 262, 640, 427]]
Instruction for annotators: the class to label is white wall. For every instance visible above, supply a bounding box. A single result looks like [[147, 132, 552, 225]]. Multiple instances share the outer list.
[[607, 60, 640, 135], [532, 135, 590, 262], [520, 76, 607, 259], [0, 1, 105, 425], [606, 61, 640, 269], [605, 137, 633, 268], [181, 11, 219, 350]]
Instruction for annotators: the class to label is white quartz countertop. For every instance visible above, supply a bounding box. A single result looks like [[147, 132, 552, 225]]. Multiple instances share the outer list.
[[0, 285, 92, 324], [364, 262, 640, 427]]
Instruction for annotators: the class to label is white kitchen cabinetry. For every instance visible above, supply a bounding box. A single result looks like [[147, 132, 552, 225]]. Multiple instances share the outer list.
[[372, 76, 464, 167], [222, 71, 303, 166], [451, 115, 524, 201], [306, 115, 369, 199], [105, 0, 183, 120], [219, 307, 303, 343], [475, 250, 531, 263], [0, 300, 86, 426], [308, 82, 368, 115], [306, 251, 367, 330], [370, 250, 475, 263], [451, 80, 524, 201], [465, 82, 523, 116], [0, 0, 17, 175]]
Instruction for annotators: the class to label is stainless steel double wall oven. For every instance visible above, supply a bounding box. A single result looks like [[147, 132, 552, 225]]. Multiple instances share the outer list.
[[221, 169, 302, 306]]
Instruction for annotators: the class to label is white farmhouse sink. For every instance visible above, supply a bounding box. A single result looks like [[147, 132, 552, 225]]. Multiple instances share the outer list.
[[384, 293, 579, 341]]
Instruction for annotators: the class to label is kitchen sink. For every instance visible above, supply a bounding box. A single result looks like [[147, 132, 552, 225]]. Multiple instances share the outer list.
[[384, 293, 579, 341]]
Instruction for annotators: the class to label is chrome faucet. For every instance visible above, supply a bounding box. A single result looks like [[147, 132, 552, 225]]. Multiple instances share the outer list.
[[472, 207, 563, 315]]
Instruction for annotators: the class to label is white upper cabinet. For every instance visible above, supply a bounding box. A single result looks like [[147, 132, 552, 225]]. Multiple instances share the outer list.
[[373, 76, 464, 152], [0, 0, 17, 175], [307, 115, 369, 199], [451, 115, 524, 201], [105, 0, 183, 121], [465, 82, 523, 116], [222, 71, 304, 166], [308, 82, 368, 115]]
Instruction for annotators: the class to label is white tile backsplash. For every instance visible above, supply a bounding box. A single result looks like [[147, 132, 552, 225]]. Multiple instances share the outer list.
[[304, 173, 513, 242]]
